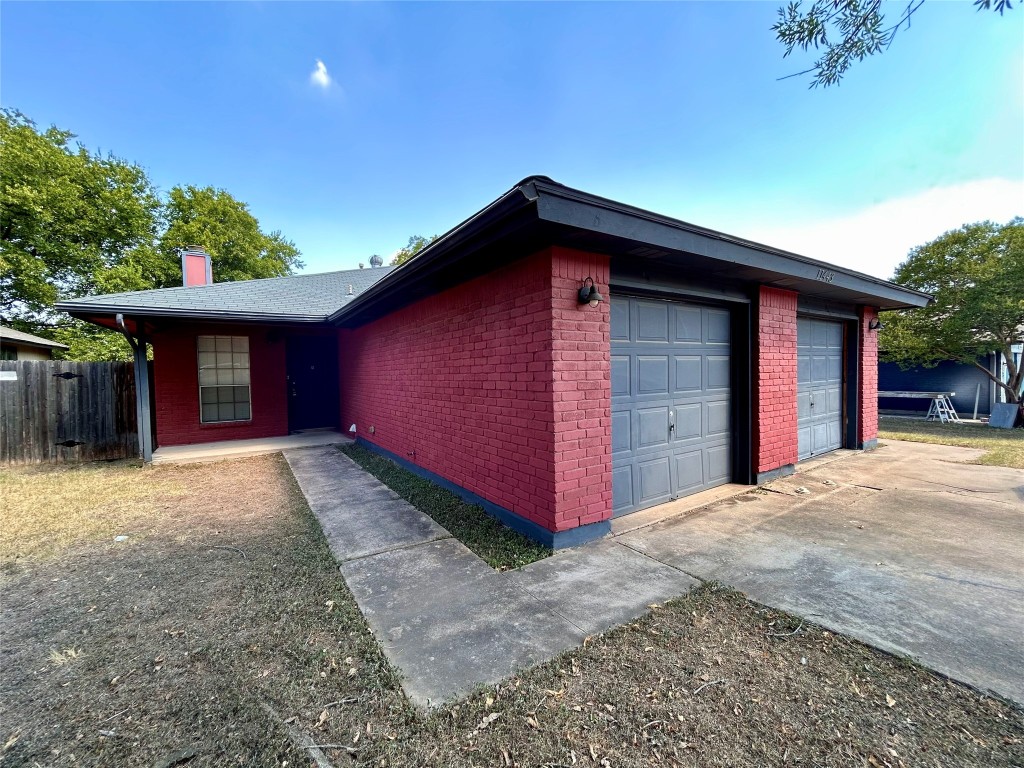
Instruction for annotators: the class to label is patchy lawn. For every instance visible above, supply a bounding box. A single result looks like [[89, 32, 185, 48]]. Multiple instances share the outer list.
[[1, 455, 1021, 768], [339, 443, 550, 571], [879, 416, 1024, 469]]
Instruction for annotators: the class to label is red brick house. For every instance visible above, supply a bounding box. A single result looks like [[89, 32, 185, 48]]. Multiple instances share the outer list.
[[58, 177, 930, 547]]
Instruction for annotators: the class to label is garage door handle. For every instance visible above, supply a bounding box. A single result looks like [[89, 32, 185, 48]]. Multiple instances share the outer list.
[[669, 411, 675, 433]]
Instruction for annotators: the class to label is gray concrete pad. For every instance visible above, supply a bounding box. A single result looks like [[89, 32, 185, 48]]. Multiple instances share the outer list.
[[342, 538, 585, 707], [508, 540, 698, 635], [619, 440, 1024, 703], [284, 446, 450, 562]]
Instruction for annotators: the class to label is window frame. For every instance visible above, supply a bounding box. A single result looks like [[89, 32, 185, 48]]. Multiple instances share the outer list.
[[196, 335, 253, 424]]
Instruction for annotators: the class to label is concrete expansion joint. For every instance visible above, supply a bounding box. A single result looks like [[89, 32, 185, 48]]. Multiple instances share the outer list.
[[335, 534, 454, 565], [616, 540, 707, 585]]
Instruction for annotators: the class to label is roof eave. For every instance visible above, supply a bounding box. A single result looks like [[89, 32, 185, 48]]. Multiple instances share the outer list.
[[57, 303, 330, 325], [529, 179, 933, 310]]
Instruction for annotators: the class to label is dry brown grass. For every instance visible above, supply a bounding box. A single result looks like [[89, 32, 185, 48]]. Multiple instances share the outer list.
[[2, 455, 1021, 768], [0, 461, 188, 565]]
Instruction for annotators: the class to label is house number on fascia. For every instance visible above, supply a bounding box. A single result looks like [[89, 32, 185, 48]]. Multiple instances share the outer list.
[[816, 268, 835, 283]]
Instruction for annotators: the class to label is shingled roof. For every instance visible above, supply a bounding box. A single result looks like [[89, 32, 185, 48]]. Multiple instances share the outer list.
[[56, 266, 395, 323], [0, 325, 69, 350]]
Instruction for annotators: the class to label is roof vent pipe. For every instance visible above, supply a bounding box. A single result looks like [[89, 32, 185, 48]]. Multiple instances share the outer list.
[[347, 284, 353, 296]]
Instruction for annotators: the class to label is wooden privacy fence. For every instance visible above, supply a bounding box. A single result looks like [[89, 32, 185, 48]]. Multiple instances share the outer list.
[[0, 360, 139, 464]]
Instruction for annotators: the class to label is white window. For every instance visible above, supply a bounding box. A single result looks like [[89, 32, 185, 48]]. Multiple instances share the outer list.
[[197, 335, 251, 423]]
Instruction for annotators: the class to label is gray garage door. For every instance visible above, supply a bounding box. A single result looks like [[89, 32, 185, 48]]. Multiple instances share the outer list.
[[611, 296, 732, 517], [797, 317, 844, 460]]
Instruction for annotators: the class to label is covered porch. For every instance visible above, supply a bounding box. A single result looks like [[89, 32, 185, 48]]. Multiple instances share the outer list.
[[151, 428, 351, 464]]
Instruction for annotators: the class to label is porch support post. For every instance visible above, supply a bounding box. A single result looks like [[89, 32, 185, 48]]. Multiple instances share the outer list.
[[132, 322, 153, 462], [118, 313, 154, 462]]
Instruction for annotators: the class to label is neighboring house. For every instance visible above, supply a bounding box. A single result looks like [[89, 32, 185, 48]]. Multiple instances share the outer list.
[[0, 325, 69, 360], [879, 355, 1002, 418], [57, 177, 930, 548]]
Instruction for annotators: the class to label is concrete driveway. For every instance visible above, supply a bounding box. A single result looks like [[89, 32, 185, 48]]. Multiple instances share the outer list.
[[618, 440, 1024, 703]]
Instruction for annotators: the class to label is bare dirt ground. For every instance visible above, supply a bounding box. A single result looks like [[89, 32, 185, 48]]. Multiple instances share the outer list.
[[2, 455, 1021, 767]]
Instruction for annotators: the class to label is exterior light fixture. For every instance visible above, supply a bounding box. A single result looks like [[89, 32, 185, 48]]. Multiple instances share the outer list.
[[868, 318, 883, 331], [578, 277, 604, 307]]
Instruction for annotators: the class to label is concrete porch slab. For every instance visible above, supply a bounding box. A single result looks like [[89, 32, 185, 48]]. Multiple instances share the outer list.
[[507, 539, 698, 636], [152, 429, 350, 464], [284, 447, 450, 562], [342, 537, 585, 707]]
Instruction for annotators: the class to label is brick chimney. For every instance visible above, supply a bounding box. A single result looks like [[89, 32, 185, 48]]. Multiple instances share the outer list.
[[182, 246, 212, 287]]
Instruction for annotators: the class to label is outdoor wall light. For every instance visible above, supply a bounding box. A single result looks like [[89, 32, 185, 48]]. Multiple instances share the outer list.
[[868, 318, 884, 331], [578, 277, 604, 307]]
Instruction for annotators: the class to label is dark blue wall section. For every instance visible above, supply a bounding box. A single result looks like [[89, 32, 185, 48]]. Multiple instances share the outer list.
[[878, 357, 995, 416]]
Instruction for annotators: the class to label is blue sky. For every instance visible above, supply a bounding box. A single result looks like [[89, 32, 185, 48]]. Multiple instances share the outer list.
[[2, 2, 1021, 279]]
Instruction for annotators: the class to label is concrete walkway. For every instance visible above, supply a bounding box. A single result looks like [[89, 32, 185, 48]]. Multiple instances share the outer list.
[[284, 446, 697, 707]]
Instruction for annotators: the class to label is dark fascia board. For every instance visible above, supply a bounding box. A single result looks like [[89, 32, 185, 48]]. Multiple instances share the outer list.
[[329, 176, 930, 325], [529, 178, 932, 310], [58, 304, 329, 325]]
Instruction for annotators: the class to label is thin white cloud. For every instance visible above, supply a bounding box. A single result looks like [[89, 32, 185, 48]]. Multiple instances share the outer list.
[[310, 59, 332, 89], [744, 179, 1023, 280]]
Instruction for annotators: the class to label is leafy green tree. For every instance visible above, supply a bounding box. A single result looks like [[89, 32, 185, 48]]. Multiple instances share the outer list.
[[774, 0, 1013, 88], [157, 186, 302, 285], [1, 111, 304, 360], [880, 218, 1024, 403], [390, 234, 438, 266], [0, 109, 161, 328]]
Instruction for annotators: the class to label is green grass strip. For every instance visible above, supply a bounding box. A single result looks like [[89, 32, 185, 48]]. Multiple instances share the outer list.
[[339, 444, 551, 571]]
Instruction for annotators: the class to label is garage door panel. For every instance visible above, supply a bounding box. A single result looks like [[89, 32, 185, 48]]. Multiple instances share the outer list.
[[611, 298, 630, 341], [612, 465, 634, 513], [611, 410, 632, 453], [638, 356, 669, 395], [637, 407, 671, 449], [637, 301, 669, 341], [706, 444, 731, 483], [612, 295, 734, 516], [674, 450, 704, 492], [798, 355, 811, 384], [674, 356, 702, 392], [611, 356, 630, 397], [798, 426, 811, 459], [673, 306, 702, 342], [827, 354, 843, 380], [797, 391, 812, 420], [638, 457, 672, 504], [707, 355, 730, 390], [707, 399, 730, 438], [706, 309, 731, 344], [811, 355, 829, 381], [797, 318, 844, 460], [826, 386, 841, 414], [675, 403, 702, 440]]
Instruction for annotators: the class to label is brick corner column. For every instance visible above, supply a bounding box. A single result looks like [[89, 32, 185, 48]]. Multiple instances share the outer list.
[[754, 286, 799, 482], [857, 306, 879, 449], [547, 247, 612, 545]]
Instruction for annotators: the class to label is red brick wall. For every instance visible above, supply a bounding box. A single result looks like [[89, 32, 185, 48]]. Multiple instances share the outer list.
[[858, 307, 879, 446], [754, 286, 799, 473], [550, 249, 612, 531], [152, 322, 288, 446], [339, 246, 611, 533]]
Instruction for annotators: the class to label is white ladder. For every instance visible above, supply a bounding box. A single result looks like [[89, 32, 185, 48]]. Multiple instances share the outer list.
[[926, 395, 961, 424]]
